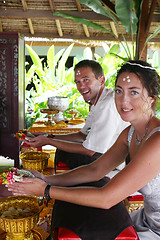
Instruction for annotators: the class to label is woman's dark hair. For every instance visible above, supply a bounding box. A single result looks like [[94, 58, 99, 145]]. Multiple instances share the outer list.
[[115, 60, 160, 109], [74, 60, 104, 79]]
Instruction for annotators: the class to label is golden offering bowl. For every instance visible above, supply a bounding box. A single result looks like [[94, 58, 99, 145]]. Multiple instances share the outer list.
[[67, 110, 78, 120], [20, 151, 50, 171], [40, 108, 59, 126], [0, 196, 42, 240]]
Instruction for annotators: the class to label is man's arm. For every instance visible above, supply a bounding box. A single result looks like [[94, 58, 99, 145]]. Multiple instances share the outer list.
[[34, 131, 86, 143], [53, 131, 86, 143], [25, 135, 95, 156]]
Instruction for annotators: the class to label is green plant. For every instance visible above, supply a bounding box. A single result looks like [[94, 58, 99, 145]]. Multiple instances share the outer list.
[[25, 44, 91, 128], [25, 42, 125, 128], [25, 42, 160, 129], [53, 0, 160, 61]]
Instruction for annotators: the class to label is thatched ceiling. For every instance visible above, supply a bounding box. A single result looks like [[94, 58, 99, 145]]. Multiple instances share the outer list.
[[0, 0, 160, 44]]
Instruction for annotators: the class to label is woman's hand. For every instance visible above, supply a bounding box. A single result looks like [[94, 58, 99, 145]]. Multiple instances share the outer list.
[[6, 178, 47, 197]]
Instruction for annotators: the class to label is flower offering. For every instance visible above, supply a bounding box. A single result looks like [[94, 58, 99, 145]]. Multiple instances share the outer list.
[[15, 129, 28, 140], [0, 168, 20, 184]]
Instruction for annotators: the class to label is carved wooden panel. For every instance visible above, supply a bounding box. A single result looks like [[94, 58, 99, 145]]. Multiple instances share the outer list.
[[0, 33, 25, 167]]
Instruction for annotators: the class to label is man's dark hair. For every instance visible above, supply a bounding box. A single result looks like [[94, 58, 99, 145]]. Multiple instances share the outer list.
[[74, 60, 104, 79]]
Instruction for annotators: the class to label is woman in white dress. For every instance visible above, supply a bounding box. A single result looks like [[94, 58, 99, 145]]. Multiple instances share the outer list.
[[7, 60, 160, 240]]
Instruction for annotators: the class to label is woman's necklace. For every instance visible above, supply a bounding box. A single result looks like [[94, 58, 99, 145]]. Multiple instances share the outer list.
[[135, 116, 153, 146]]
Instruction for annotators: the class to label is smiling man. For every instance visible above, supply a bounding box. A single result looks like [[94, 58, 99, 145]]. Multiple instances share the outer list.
[[27, 60, 129, 169]]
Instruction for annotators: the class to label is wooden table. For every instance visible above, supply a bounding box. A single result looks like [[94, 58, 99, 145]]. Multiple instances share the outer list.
[[21, 119, 84, 169], [29, 119, 84, 135]]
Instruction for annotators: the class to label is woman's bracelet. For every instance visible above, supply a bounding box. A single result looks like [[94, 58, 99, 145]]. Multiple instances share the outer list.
[[44, 184, 52, 202]]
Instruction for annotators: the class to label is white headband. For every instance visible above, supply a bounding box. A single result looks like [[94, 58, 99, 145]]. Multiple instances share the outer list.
[[126, 62, 155, 70]]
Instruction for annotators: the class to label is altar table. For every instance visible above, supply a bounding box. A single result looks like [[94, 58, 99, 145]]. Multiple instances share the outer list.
[[29, 119, 85, 135]]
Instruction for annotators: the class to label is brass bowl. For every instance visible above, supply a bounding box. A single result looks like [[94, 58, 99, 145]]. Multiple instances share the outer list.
[[0, 196, 42, 239], [20, 151, 50, 171]]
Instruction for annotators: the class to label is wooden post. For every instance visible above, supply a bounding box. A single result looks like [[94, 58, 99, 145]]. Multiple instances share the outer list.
[[138, 0, 149, 60], [0, 32, 25, 167], [137, 0, 157, 60]]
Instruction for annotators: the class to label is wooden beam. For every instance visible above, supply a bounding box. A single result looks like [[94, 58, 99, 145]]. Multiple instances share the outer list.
[[55, 19, 63, 37], [75, 1, 90, 38], [49, 0, 54, 12], [91, 47, 95, 60], [21, 0, 34, 35], [49, 0, 57, 12], [82, 24, 90, 37], [21, 32, 128, 41], [75, 0, 89, 38], [110, 21, 118, 38], [25, 40, 104, 47], [0, 9, 114, 21], [0, 8, 159, 22], [21, 0, 27, 11], [137, 0, 158, 60], [138, 0, 149, 60], [21, 31, 160, 42], [75, 0, 82, 12], [48, 1, 63, 38], [27, 18, 34, 35], [145, 0, 157, 33], [0, 19, 3, 32]]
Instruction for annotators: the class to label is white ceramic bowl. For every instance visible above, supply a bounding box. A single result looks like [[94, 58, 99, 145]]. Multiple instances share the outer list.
[[47, 96, 69, 112]]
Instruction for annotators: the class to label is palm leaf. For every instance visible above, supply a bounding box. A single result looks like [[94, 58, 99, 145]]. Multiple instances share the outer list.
[[83, 47, 93, 59], [54, 49, 65, 65], [53, 12, 112, 34], [133, 0, 143, 19], [140, 25, 160, 59], [79, 0, 134, 58], [26, 44, 45, 78], [144, 25, 160, 46], [78, 0, 119, 24], [109, 52, 129, 62], [47, 45, 56, 81], [108, 44, 120, 54], [115, 0, 138, 34], [26, 65, 36, 82], [47, 45, 55, 71], [57, 43, 74, 83]]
